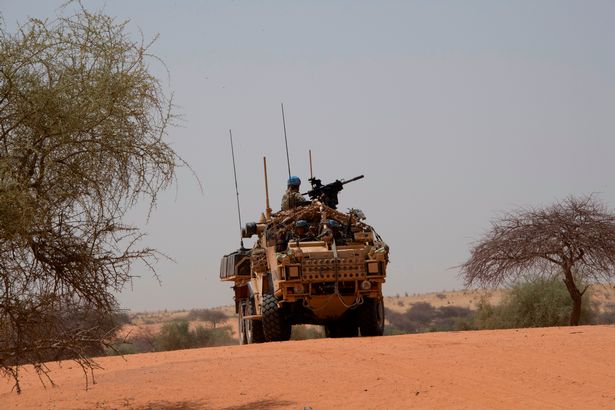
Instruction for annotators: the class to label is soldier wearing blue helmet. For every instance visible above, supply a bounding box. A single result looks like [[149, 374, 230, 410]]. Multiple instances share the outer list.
[[318, 218, 347, 245], [291, 219, 315, 242], [281, 176, 309, 211]]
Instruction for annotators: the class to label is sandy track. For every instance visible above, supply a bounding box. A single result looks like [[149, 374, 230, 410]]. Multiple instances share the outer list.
[[3, 325, 615, 409]]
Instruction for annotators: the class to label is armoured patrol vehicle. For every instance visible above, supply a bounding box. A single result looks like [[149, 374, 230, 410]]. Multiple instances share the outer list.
[[220, 172, 389, 343]]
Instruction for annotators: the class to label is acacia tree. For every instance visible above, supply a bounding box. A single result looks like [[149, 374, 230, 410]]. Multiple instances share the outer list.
[[461, 196, 615, 326], [0, 6, 181, 391], [188, 309, 228, 328]]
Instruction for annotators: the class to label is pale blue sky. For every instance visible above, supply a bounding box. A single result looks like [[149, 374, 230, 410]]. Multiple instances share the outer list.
[[2, 1, 614, 311]]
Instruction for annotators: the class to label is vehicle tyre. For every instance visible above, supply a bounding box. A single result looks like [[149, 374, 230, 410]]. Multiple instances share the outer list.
[[358, 298, 385, 336], [261, 294, 291, 342], [245, 297, 265, 343]]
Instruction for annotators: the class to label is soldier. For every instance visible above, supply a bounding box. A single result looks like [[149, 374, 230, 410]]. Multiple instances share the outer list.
[[290, 220, 315, 242], [318, 219, 346, 245], [281, 176, 309, 211], [277, 220, 313, 251]]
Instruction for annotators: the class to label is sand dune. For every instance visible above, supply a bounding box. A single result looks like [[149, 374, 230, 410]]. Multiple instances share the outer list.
[[3, 325, 614, 409]]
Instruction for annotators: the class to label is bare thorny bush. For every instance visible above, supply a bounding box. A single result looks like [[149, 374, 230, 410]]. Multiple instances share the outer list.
[[461, 196, 615, 326], [0, 5, 181, 392]]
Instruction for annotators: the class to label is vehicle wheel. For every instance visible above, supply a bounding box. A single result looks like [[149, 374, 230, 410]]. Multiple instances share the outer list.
[[358, 298, 385, 336], [325, 319, 358, 338], [261, 294, 291, 342], [238, 301, 248, 345], [245, 297, 265, 343]]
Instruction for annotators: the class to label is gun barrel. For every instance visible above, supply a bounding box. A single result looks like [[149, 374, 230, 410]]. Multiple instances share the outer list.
[[342, 175, 364, 185], [302, 174, 365, 209]]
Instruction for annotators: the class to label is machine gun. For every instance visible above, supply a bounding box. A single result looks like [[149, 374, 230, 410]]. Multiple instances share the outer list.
[[303, 175, 364, 209]]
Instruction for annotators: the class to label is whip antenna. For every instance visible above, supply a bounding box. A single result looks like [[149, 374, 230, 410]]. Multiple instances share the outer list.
[[309, 149, 314, 179], [263, 156, 272, 220], [281, 102, 291, 177], [229, 129, 244, 248]]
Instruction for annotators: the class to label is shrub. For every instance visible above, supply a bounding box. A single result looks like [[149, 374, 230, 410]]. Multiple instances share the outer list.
[[385, 308, 420, 333], [192, 325, 235, 347], [128, 328, 158, 353], [593, 302, 615, 325], [138, 320, 236, 352], [406, 302, 437, 325], [474, 278, 594, 329], [438, 305, 472, 319], [385, 302, 473, 333], [157, 321, 194, 351], [430, 306, 473, 332]]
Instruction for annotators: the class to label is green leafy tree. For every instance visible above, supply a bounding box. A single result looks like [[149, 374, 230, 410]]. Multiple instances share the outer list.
[[0, 5, 181, 391]]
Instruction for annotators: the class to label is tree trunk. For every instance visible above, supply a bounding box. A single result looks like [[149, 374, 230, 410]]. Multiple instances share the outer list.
[[562, 265, 582, 326]]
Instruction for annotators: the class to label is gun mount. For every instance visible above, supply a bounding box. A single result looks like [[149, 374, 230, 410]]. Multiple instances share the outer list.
[[303, 175, 364, 209]]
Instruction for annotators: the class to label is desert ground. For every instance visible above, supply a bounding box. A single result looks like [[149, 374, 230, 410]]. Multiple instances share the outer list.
[[3, 325, 614, 409]]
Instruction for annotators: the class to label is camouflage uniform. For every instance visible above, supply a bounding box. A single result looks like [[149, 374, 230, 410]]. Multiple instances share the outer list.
[[281, 189, 307, 211], [289, 230, 316, 242]]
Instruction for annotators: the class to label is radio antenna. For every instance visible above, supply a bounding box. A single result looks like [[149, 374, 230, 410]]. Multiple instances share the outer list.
[[309, 149, 314, 179], [281, 102, 291, 177], [229, 129, 244, 249], [263, 156, 272, 220]]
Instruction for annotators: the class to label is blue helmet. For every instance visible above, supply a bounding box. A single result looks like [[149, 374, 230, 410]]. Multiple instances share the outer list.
[[287, 176, 301, 187], [327, 219, 342, 229], [295, 220, 309, 229]]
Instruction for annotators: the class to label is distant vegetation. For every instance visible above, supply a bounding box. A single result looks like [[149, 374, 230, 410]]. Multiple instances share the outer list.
[[110, 309, 235, 355], [472, 278, 594, 329], [386, 279, 615, 334], [385, 302, 473, 334], [187, 309, 228, 328], [111, 311, 328, 353], [596, 303, 615, 325], [100, 281, 615, 356], [157, 321, 234, 352]]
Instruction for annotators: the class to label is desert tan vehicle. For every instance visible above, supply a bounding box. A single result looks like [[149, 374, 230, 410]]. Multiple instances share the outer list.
[[220, 173, 389, 343]]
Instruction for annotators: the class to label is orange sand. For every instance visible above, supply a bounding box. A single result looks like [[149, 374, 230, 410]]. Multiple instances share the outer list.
[[3, 325, 614, 409]]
